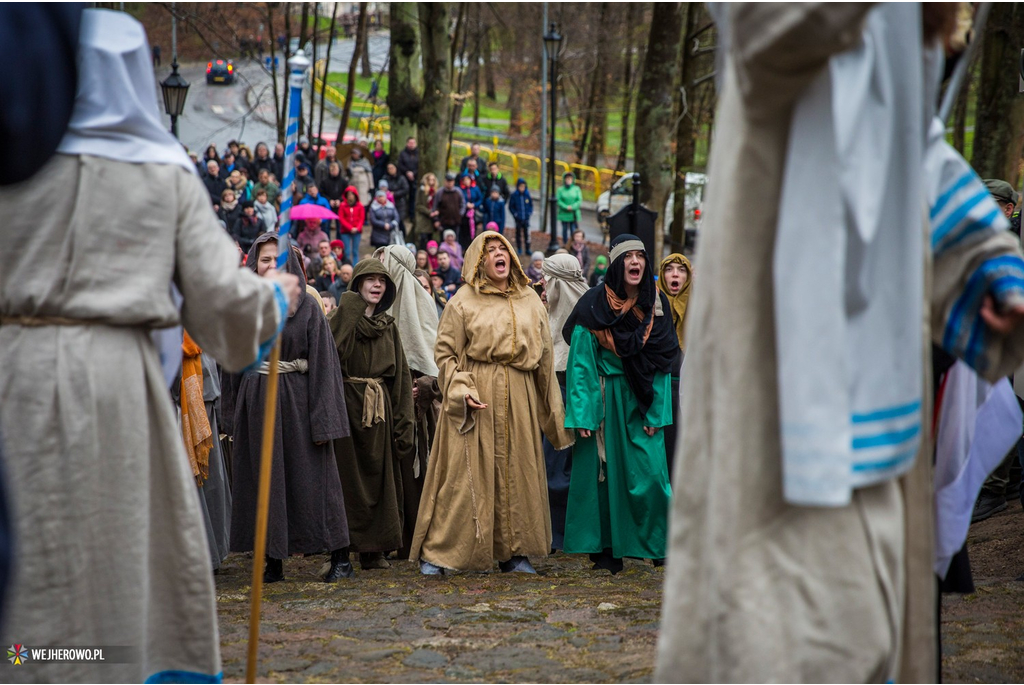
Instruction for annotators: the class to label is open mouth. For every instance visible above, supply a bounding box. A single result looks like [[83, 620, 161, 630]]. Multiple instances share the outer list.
[[494, 256, 508, 271], [628, 266, 642, 278]]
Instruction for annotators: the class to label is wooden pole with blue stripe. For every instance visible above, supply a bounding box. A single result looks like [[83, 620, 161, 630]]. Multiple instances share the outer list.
[[245, 51, 310, 685]]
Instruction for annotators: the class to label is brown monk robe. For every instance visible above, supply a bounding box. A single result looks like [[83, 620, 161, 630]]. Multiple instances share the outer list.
[[410, 231, 574, 574], [329, 258, 416, 569]]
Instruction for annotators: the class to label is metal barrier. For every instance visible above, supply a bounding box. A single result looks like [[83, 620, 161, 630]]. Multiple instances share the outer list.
[[569, 163, 602, 199]]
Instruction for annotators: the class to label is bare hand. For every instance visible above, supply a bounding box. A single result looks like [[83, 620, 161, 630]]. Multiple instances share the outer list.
[[412, 385, 420, 401], [466, 395, 488, 411], [578, 428, 592, 439], [980, 294, 1024, 335], [643, 426, 660, 437], [270, 270, 302, 307]]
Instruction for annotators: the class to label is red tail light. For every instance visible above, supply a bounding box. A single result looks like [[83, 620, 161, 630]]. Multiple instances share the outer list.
[[206, 62, 212, 73], [227, 64, 233, 73], [694, 209, 701, 219]]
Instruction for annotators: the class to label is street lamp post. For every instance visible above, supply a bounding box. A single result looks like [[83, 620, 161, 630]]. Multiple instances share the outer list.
[[160, 4, 189, 139], [160, 61, 190, 139], [543, 24, 563, 254]]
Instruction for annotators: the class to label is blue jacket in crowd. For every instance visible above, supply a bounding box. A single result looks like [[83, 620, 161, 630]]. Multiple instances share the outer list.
[[482, 194, 507, 231], [509, 178, 533, 226]]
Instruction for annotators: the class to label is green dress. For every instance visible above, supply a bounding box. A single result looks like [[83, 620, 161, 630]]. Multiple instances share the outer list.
[[563, 325, 672, 559]]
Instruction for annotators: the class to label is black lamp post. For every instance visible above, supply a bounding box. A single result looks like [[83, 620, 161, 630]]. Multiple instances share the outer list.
[[161, 59, 190, 139], [543, 23, 563, 254]]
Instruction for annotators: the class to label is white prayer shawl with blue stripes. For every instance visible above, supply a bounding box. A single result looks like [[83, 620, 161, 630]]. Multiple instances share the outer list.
[[773, 4, 927, 507]]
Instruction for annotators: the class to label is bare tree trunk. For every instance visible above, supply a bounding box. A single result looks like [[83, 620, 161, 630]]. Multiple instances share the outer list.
[[307, 3, 319, 140], [972, 2, 1024, 184], [419, 2, 453, 177], [337, 3, 369, 143], [281, 5, 292, 142], [670, 3, 696, 253], [360, 25, 373, 77], [316, 3, 338, 152], [449, 5, 472, 153], [483, 24, 496, 100], [615, 3, 638, 173], [267, 4, 284, 143], [584, 3, 612, 167], [635, 1, 685, 260], [387, 2, 423, 158]]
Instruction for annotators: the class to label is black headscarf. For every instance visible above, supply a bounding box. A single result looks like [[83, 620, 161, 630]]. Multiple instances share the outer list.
[[562, 234, 679, 416]]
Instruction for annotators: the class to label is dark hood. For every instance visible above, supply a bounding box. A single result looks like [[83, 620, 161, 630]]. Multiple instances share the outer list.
[[349, 257, 397, 315]]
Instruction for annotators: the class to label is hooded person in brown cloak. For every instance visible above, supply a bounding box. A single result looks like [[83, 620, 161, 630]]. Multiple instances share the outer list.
[[410, 231, 574, 575], [329, 258, 416, 570]]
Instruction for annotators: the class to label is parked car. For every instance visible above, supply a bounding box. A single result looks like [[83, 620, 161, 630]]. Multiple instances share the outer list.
[[206, 59, 234, 85], [595, 171, 707, 249]]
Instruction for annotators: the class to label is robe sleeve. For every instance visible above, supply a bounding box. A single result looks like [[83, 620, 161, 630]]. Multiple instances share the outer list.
[[932, 231, 1024, 382], [644, 371, 675, 429], [534, 303, 575, 450], [927, 127, 1024, 381], [307, 300, 351, 443], [729, 3, 875, 114], [435, 300, 482, 434], [389, 329, 416, 461], [174, 170, 285, 372], [564, 325, 603, 432]]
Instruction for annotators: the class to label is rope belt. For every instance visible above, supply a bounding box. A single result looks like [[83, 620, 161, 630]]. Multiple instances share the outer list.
[[1, 315, 107, 327], [346, 376, 386, 427], [257, 359, 309, 375]]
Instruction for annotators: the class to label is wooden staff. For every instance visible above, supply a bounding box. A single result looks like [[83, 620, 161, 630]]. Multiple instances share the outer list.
[[244, 342, 281, 683], [246, 49, 310, 683]]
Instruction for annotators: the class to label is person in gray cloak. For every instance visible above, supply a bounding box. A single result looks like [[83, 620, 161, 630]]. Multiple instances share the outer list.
[[0, 9, 300, 683]]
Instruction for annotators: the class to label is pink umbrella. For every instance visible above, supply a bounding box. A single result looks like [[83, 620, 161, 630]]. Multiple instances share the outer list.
[[289, 204, 338, 221]]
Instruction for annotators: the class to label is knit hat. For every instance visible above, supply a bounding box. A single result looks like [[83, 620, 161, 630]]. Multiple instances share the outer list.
[[531, 250, 545, 263], [445, 172, 457, 182], [330, 239, 344, 249], [443, 229, 456, 241], [485, 222, 499, 231], [379, 179, 389, 189], [490, 185, 501, 194], [375, 189, 387, 199]]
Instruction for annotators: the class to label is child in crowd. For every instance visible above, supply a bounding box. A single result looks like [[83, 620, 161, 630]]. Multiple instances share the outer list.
[[482, 185, 506, 233], [509, 178, 533, 255]]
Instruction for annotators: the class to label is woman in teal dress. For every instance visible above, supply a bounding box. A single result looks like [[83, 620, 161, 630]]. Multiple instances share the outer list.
[[562, 234, 679, 573]]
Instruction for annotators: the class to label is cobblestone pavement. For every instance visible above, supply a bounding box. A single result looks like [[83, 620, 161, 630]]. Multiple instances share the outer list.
[[942, 503, 1024, 683], [217, 505, 1024, 683], [217, 553, 663, 683]]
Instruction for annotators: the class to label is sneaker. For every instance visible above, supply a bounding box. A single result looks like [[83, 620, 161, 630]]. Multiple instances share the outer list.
[[498, 556, 537, 574], [419, 559, 445, 576], [972, 493, 1008, 523]]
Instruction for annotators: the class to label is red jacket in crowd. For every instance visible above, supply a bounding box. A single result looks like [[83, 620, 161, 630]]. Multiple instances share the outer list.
[[337, 185, 364, 235]]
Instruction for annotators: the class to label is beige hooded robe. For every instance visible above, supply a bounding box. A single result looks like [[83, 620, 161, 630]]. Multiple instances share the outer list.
[[410, 232, 574, 571]]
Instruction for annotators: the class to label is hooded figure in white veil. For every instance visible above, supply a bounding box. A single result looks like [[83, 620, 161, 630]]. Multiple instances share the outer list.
[[372, 244, 441, 557], [0, 10, 296, 683], [656, 4, 1024, 683]]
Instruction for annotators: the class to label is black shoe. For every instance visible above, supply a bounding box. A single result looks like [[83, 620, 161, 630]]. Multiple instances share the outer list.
[[589, 550, 623, 575], [652, 558, 665, 567], [972, 493, 1008, 523], [323, 560, 354, 582], [263, 557, 284, 584]]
